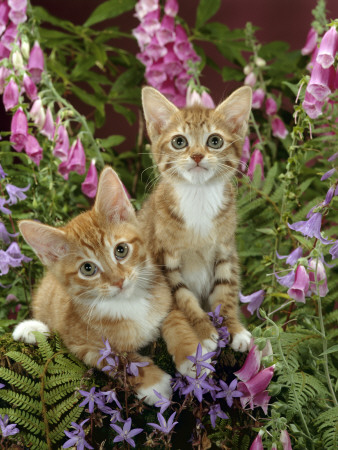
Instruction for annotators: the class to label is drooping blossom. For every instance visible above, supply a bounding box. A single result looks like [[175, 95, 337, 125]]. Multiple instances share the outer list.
[[250, 431, 264, 450], [301, 28, 318, 55], [302, 90, 324, 119], [316, 26, 338, 69], [6, 242, 31, 265], [287, 265, 309, 303], [0, 164, 8, 179], [111, 418, 143, 447], [276, 247, 303, 266], [27, 41, 44, 83], [1, 22, 17, 51], [164, 0, 178, 17], [23, 73, 38, 101], [244, 72, 257, 87], [247, 149, 264, 180], [215, 378, 243, 407], [320, 167, 336, 181], [53, 125, 70, 161], [271, 117, 288, 139], [0, 414, 19, 438], [8, 0, 27, 25], [58, 137, 86, 179], [0, 221, 19, 244], [0, 2, 10, 36], [251, 88, 265, 109], [63, 419, 93, 450], [3, 78, 19, 110], [0, 198, 11, 215], [81, 160, 98, 198], [275, 270, 296, 288], [134, 0, 158, 22], [239, 289, 265, 315], [5, 183, 30, 204], [30, 98, 45, 128], [24, 134, 43, 165], [11, 107, 28, 151], [208, 403, 228, 428], [308, 259, 328, 297], [148, 412, 178, 434], [186, 86, 215, 108], [40, 107, 55, 141], [288, 212, 333, 245], [280, 429, 293, 450], [265, 97, 278, 116], [11, 50, 23, 70], [307, 62, 335, 101], [240, 136, 250, 171], [329, 241, 338, 260]]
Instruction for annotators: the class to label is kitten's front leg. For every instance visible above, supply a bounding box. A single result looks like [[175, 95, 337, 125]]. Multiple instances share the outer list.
[[209, 250, 251, 352], [164, 252, 218, 351]]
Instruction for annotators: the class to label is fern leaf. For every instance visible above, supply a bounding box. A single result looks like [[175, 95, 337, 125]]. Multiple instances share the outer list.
[[0, 408, 43, 435], [49, 405, 83, 443], [0, 389, 41, 414], [262, 162, 278, 195], [314, 406, 338, 450], [33, 332, 54, 360], [46, 393, 81, 424], [24, 432, 49, 450], [5, 351, 42, 377], [44, 373, 82, 389], [44, 381, 83, 404], [0, 367, 40, 395]]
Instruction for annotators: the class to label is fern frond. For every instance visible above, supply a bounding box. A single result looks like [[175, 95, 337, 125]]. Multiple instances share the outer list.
[[49, 405, 83, 443], [44, 373, 82, 389], [5, 351, 42, 377], [47, 394, 81, 424], [44, 380, 84, 404], [262, 163, 278, 195], [0, 408, 43, 435], [33, 332, 54, 360], [0, 389, 41, 414], [0, 367, 39, 395], [24, 433, 49, 450], [314, 406, 338, 450]]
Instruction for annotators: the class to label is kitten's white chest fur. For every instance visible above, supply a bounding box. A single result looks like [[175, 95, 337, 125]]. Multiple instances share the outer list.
[[174, 180, 225, 236]]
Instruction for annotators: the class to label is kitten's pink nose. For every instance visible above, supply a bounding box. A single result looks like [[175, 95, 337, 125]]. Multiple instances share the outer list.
[[113, 279, 124, 289], [191, 154, 204, 164]]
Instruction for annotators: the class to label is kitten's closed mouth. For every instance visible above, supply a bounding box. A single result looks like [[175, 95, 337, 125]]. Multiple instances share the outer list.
[[189, 165, 208, 172]]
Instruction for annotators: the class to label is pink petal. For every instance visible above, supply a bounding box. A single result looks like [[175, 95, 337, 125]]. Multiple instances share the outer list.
[[81, 160, 98, 198], [234, 345, 261, 382]]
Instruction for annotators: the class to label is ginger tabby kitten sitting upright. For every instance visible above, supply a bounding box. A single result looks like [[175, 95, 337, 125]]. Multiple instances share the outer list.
[[139, 86, 252, 353]]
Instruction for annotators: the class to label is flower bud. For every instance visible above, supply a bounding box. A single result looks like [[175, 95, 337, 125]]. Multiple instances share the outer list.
[[23, 74, 38, 101], [20, 36, 30, 59], [255, 56, 266, 67], [252, 88, 265, 109], [243, 64, 252, 75], [12, 50, 24, 70], [81, 160, 98, 198], [287, 265, 309, 303], [271, 117, 288, 139], [308, 259, 328, 297], [247, 149, 264, 181], [301, 27, 318, 55], [244, 72, 257, 87], [30, 98, 46, 129]]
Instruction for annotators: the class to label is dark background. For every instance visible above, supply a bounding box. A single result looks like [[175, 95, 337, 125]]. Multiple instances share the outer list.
[[1, 0, 338, 151]]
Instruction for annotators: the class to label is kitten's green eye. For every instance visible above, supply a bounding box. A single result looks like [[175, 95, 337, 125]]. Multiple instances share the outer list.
[[171, 135, 188, 150], [207, 134, 224, 149], [115, 243, 129, 260], [80, 262, 98, 277]]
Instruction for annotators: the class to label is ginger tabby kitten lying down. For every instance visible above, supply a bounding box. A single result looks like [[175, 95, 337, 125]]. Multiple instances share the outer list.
[[13, 167, 204, 404], [139, 86, 252, 353]]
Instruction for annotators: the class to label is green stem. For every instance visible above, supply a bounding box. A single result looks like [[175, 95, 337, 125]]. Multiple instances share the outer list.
[[43, 76, 104, 168]]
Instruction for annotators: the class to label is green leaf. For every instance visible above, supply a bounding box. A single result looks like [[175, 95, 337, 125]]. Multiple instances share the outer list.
[[319, 345, 338, 356], [283, 81, 300, 97], [100, 135, 125, 149], [70, 85, 105, 116], [84, 0, 136, 27], [256, 227, 276, 236], [196, 0, 221, 29], [221, 66, 244, 82]]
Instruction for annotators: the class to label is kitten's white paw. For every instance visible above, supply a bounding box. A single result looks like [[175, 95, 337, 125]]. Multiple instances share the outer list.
[[202, 337, 218, 353], [177, 346, 212, 378], [12, 320, 50, 344], [230, 329, 251, 352], [136, 373, 172, 405]]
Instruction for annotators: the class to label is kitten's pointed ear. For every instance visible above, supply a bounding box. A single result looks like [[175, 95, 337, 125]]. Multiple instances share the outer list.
[[142, 87, 179, 140], [19, 220, 69, 266], [215, 86, 252, 137], [94, 166, 135, 223]]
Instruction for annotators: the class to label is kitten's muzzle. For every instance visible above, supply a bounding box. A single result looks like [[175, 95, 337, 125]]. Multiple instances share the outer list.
[[112, 279, 124, 289], [191, 153, 204, 164]]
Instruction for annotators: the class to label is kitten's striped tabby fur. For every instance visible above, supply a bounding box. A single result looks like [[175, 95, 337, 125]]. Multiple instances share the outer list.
[[139, 86, 252, 353], [13, 167, 203, 404]]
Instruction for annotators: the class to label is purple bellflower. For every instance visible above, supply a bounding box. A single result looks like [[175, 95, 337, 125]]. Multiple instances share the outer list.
[[0, 164, 7, 179], [329, 241, 338, 260], [0, 383, 4, 388], [97, 338, 112, 365], [3, 79, 19, 111], [288, 212, 332, 245], [154, 389, 172, 414], [276, 247, 303, 266], [287, 265, 309, 303], [5, 183, 30, 205], [0, 198, 11, 215], [321, 167, 336, 181], [63, 419, 93, 450], [6, 242, 31, 266], [182, 372, 217, 402], [275, 270, 296, 288], [239, 289, 265, 316], [111, 417, 143, 447], [81, 160, 98, 199], [316, 26, 338, 69], [100, 389, 122, 409], [186, 343, 216, 376], [148, 412, 178, 434], [215, 378, 243, 407], [208, 403, 228, 428], [0, 222, 19, 244], [208, 303, 223, 327], [0, 414, 19, 438]]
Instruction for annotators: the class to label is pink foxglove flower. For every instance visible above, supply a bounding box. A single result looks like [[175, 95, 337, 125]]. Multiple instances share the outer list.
[[53, 125, 69, 161], [280, 430, 293, 450], [271, 117, 288, 139], [11, 108, 28, 152], [308, 259, 328, 297], [301, 27, 318, 55], [8, 0, 27, 25], [244, 72, 256, 87], [173, 24, 194, 61], [142, 8, 161, 35], [250, 432, 264, 450], [59, 138, 86, 179], [235, 345, 261, 383], [81, 160, 98, 198], [164, 0, 178, 17], [247, 149, 264, 180], [186, 87, 202, 106], [163, 48, 182, 79], [0, 2, 10, 35], [287, 265, 309, 303], [134, 0, 158, 21], [1, 22, 17, 50], [302, 90, 324, 119], [28, 41, 44, 83], [251, 88, 265, 109], [201, 91, 215, 108], [24, 134, 43, 166], [40, 107, 55, 141], [307, 62, 335, 101], [145, 35, 168, 61], [23, 74, 38, 101], [156, 15, 175, 47], [30, 98, 45, 128], [265, 97, 278, 116], [146, 62, 167, 87], [316, 26, 338, 69], [3, 79, 19, 111]]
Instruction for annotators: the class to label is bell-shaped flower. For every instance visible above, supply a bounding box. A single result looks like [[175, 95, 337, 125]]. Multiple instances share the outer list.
[[175, 71, 191, 95], [275, 270, 295, 288], [11, 108, 28, 152], [24, 134, 43, 166], [163, 46, 182, 79], [146, 61, 167, 88], [164, 0, 178, 17], [308, 259, 328, 297], [5, 183, 30, 205], [141, 8, 161, 35], [3, 79, 19, 111], [173, 24, 195, 61], [244, 72, 257, 87], [30, 98, 45, 129], [247, 149, 264, 180], [234, 344, 261, 383], [81, 160, 98, 198], [201, 91, 215, 108], [302, 90, 324, 119], [239, 290, 265, 316], [276, 247, 303, 266], [280, 430, 293, 450], [329, 241, 338, 260], [23, 74, 38, 101], [237, 366, 273, 414], [287, 265, 309, 303], [6, 241, 32, 266], [0, 2, 10, 35], [53, 125, 69, 161], [323, 186, 335, 206], [134, 0, 158, 22], [40, 107, 55, 141], [1, 22, 17, 50], [239, 136, 250, 171], [59, 137, 86, 179], [251, 88, 265, 109], [0, 222, 19, 245], [321, 167, 335, 181], [0, 43, 10, 60], [307, 62, 335, 101], [288, 212, 333, 245], [0, 199, 11, 215], [8, 0, 27, 25], [316, 27, 338, 69], [265, 97, 278, 116], [301, 27, 318, 55], [250, 431, 264, 450], [11, 50, 24, 70], [28, 41, 44, 83], [271, 117, 288, 139], [0, 67, 11, 94], [144, 35, 167, 61], [306, 46, 319, 72], [0, 164, 7, 179], [156, 14, 175, 46]]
